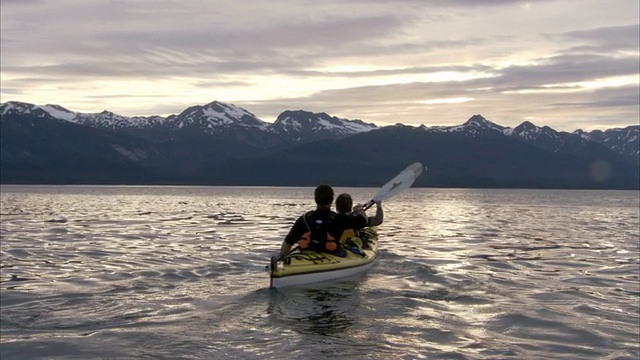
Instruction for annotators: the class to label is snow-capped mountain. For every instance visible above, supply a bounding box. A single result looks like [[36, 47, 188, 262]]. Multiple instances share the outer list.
[[420, 114, 510, 136], [74, 111, 165, 129], [448, 114, 509, 135], [272, 110, 377, 143], [166, 101, 269, 131], [417, 114, 635, 164], [3, 100, 636, 163], [510, 121, 557, 141], [0, 101, 163, 129], [509, 121, 571, 152], [506, 120, 637, 164], [574, 126, 639, 159], [1, 101, 65, 119], [0, 104, 170, 183], [38, 104, 77, 122], [0, 101, 376, 146], [2, 100, 638, 188]]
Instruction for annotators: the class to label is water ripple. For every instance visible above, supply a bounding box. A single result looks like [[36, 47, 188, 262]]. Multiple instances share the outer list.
[[1, 186, 638, 359]]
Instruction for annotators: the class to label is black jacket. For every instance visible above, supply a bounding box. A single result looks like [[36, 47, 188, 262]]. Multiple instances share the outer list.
[[284, 208, 368, 245]]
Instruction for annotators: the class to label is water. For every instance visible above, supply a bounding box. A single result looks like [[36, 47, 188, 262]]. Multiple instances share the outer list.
[[1, 185, 638, 359]]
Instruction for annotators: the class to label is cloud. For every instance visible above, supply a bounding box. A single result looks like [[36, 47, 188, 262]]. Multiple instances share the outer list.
[[1, 0, 638, 132], [551, 24, 640, 53], [551, 85, 640, 108]]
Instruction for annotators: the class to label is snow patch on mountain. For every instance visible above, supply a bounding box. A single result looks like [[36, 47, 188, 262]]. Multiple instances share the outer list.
[[421, 114, 510, 136], [1, 101, 42, 116], [40, 104, 77, 121], [276, 116, 302, 132], [111, 144, 151, 161]]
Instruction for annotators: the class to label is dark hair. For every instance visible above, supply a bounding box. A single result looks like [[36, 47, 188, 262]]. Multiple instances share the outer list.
[[335, 193, 353, 214], [314, 184, 334, 206]]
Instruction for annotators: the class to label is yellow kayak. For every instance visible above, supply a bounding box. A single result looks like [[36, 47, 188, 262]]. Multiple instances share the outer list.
[[268, 163, 425, 288], [269, 227, 378, 288]]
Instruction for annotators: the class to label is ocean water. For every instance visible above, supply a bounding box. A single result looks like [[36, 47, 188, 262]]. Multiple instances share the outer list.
[[0, 185, 638, 360]]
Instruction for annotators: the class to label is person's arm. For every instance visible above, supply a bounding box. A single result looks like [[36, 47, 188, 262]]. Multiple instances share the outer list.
[[278, 241, 293, 259], [368, 200, 383, 226], [278, 216, 305, 259]]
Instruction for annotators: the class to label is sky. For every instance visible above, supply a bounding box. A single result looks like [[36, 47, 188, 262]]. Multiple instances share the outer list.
[[1, 0, 638, 131]]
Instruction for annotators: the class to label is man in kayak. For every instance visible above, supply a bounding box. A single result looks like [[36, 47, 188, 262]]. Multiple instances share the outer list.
[[276, 185, 368, 260], [335, 193, 383, 227]]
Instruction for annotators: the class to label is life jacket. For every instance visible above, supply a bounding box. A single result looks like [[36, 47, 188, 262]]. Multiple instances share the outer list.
[[339, 229, 356, 245], [298, 211, 339, 252], [338, 210, 367, 244]]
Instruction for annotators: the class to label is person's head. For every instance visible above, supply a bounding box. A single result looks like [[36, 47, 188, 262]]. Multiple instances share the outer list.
[[335, 193, 353, 214], [314, 184, 334, 207]]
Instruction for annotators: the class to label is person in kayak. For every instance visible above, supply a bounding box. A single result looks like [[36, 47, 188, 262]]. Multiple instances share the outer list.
[[335, 193, 383, 250], [335, 193, 383, 227], [276, 184, 368, 260]]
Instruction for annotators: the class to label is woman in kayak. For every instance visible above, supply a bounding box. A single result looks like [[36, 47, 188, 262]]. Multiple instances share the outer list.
[[335, 193, 383, 227], [276, 185, 368, 260], [335, 193, 383, 250]]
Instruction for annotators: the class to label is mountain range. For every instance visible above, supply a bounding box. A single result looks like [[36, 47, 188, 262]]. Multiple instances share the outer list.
[[1, 100, 638, 189]]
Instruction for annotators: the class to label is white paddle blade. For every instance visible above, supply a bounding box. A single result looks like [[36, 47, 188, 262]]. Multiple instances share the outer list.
[[372, 162, 424, 202]]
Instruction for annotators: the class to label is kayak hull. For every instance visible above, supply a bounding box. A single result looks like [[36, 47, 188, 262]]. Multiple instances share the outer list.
[[270, 227, 378, 288]]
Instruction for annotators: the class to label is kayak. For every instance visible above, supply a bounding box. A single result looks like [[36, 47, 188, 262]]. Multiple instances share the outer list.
[[269, 227, 379, 288], [268, 162, 425, 288]]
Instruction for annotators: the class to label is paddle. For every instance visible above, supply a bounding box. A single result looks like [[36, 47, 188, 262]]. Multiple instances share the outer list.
[[362, 162, 425, 210]]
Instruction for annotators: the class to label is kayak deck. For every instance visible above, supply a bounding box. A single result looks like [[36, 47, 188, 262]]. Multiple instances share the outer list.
[[270, 227, 378, 288]]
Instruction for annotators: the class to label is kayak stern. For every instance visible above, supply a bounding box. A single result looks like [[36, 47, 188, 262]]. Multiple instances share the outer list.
[[269, 227, 378, 288]]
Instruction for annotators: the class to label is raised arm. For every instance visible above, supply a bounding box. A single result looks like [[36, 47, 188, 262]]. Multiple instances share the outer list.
[[367, 200, 383, 226]]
